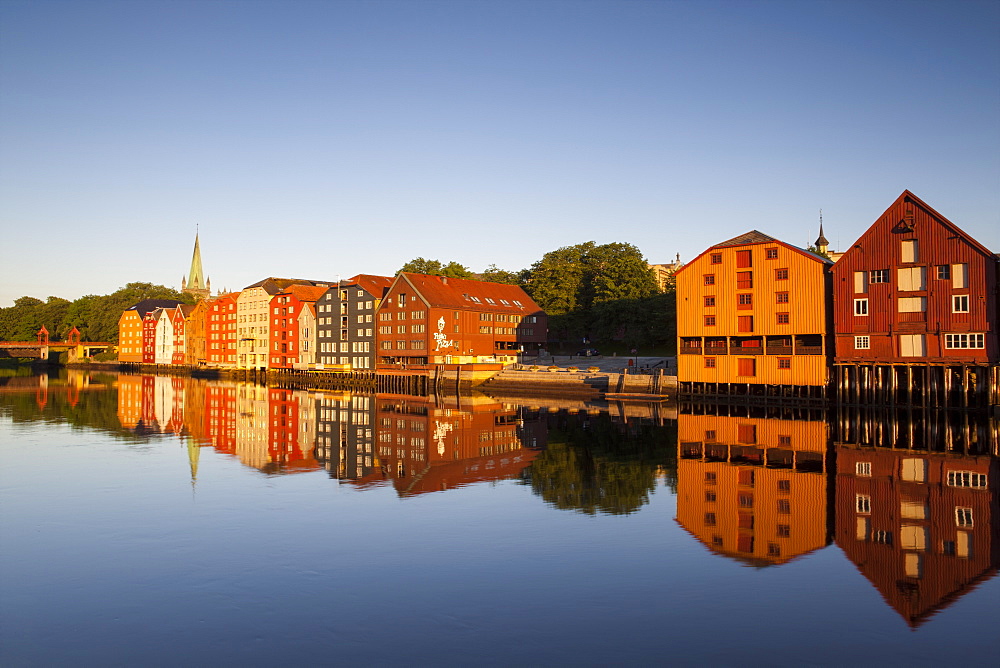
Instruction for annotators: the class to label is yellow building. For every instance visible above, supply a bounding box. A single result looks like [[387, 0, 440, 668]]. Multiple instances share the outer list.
[[675, 231, 832, 391], [675, 412, 830, 565]]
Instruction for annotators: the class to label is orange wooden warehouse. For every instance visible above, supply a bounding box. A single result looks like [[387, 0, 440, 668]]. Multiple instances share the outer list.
[[675, 231, 833, 395]]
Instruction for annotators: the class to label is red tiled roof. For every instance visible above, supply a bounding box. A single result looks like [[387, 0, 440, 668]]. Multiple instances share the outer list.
[[348, 274, 394, 298], [395, 273, 544, 315], [279, 284, 329, 303]]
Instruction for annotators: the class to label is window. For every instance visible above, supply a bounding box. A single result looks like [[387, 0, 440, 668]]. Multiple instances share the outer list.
[[854, 271, 868, 294], [736, 271, 753, 289], [947, 471, 988, 488], [897, 266, 926, 291], [775, 268, 789, 280], [944, 333, 984, 349], [777, 479, 790, 492], [777, 524, 790, 538], [710, 253, 722, 264], [766, 248, 778, 259], [777, 499, 790, 514], [705, 491, 716, 502], [776, 313, 790, 324], [775, 292, 789, 304], [856, 462, 871, 476], [704, 315, 716, 327], [704, 512, 717, 526], [901, 458, 927, 482], [952, 263, 968, 289], [704, 357, 716, 368], [856, 494, 871, 514], [704, 296, 716, 307], [873, 531, 892, 545], [736, 249, 752, 268], [899, 333, 927, 357], [737, 293, 753, 309], [901, 239, 918, 263], [855, 336, 870, 350], [777, 357, 791, 369], [936, 265, 950, 280], [898, 297, 926, 313], [854, 298, 869, 316], [870, 269, 889, 283], [955, 507, 974, 527], [952, 295, 969, 313], [737, 315, 753, 332], [704, 274, 715, 286], [737, 357, 756, 377]]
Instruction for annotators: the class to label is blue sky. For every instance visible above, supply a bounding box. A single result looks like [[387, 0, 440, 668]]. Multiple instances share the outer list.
[[2, 0, 998, 306]]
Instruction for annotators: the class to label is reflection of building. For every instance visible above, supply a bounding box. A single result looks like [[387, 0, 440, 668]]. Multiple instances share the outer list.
[[676, 411, 830, 566], [314, 392, 378, 480], [341, 394, 544, 496], [835, 408, 999, 626]]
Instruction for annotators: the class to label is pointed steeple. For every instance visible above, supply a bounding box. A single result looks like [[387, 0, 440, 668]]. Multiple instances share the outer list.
[[815, 210, 829, 255], [183, 231, 210, 299]]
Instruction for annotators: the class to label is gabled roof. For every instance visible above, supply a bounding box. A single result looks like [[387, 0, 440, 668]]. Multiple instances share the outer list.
[[675, 230, 832, 275], [838, 190, 995, 264], [276, 284, 329, 303], [242, 277, 335, 293], [713, 230, 779, 247], [125, 299, 185, 318], [347, 274, 394, 299], [391, 273, 544, 315]]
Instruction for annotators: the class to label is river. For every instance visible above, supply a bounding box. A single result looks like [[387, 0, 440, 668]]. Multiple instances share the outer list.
[[1, 370, 997, 665]]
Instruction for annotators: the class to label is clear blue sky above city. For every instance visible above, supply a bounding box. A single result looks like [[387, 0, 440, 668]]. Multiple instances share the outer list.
[[1, 0, 998, 306]]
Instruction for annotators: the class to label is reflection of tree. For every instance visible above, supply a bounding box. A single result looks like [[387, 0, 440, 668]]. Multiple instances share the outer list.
[[522, 413, 676, 515]]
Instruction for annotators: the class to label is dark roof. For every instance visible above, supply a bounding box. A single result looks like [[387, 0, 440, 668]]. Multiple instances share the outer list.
[[394, 273, 544, 315], [242, 277, 335, 293], [712, 230, 778, 247], [125, 299, 185, 317]]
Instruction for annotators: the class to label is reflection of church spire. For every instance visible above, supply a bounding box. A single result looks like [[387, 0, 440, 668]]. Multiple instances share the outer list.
[[182, 230, 210, 299], [187, 438, 200, 491]]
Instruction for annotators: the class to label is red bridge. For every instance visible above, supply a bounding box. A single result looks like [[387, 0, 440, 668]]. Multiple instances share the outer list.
[[0, 327, 112, 361]]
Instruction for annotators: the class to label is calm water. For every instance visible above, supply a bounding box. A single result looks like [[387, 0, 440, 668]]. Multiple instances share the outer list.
[[1, 371, 997, 666]]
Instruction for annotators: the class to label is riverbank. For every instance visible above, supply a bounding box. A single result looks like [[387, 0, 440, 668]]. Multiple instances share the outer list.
[[62, 355, 678, 399]]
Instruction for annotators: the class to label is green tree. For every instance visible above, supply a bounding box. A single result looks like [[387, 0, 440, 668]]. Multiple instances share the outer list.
[[479, 264, 523, 285], [398, 258, 474, 279]]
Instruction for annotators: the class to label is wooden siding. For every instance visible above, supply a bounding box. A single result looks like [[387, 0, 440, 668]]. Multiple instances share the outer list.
[[676, 234, 831, 387], [676, 414, 829, 565], [832, 191, 999, 364], [835, 446, 999, 626]]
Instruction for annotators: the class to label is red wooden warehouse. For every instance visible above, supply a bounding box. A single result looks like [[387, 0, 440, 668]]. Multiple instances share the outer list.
[[831, 191, 999, 406]]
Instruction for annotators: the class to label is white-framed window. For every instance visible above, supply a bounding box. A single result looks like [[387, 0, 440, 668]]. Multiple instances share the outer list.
[[870, 269, 889, 283], [854, 336, 870, 350], [856, 494, 871, 514], [944, 333, 985, 349], [952, 295, 970, 313], [955, 507, 974, 528], [947, 471, 988, 488], [856, 462, 871, 476], [854, 299, 869, 316]]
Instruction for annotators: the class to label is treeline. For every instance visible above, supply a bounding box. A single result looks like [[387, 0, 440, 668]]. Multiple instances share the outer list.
[[401, 241, 676, 351], [0, 283, 192, 343]]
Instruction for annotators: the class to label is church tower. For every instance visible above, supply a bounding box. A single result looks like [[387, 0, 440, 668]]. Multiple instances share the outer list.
[[182, 232, 211, 299], [815, 211, 830, 256]]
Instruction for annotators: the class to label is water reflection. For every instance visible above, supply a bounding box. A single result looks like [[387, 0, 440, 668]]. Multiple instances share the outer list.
[[2, 370, 998, 638], [677, 409, 831, 566], [835, 406, 1000, 627]]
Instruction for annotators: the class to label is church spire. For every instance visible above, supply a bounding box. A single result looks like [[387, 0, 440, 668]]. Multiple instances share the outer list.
[[815, 210, 829, 255], [183, 230, 210, 299]]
